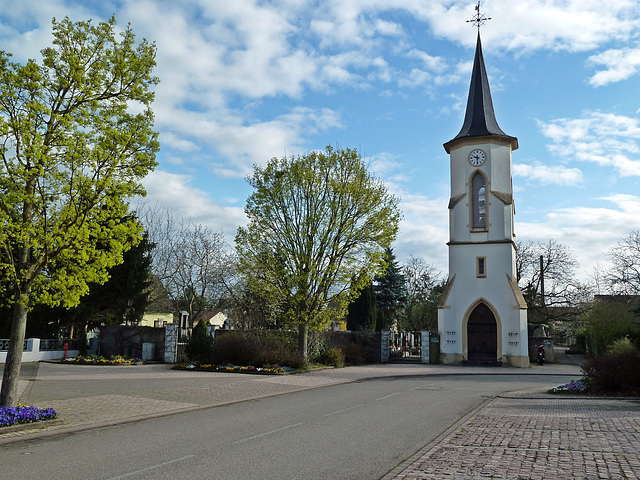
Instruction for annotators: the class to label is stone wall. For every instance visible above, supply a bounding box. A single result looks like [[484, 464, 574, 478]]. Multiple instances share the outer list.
[[99, 326, 166, 361]]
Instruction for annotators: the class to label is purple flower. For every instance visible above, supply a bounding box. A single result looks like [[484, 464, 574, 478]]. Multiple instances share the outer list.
[[0, 405, 58, 428]]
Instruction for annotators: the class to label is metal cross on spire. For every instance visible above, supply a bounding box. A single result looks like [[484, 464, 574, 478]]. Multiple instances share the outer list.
[[466, 1, 491, 30]]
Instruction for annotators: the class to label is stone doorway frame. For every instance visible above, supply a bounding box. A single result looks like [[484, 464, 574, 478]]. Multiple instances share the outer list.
[[462, 299, 502, 363]]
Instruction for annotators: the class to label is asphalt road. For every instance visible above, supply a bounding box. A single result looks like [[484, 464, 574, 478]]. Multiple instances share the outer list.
[[1, 373, 576, 480]]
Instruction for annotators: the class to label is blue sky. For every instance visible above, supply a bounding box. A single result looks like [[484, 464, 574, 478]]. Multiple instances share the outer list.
[[2, 0, 639, 282]]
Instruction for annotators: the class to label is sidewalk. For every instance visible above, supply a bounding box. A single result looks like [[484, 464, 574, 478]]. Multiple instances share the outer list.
[[384, 389, 640, 480], [2, 357, 639, 479]]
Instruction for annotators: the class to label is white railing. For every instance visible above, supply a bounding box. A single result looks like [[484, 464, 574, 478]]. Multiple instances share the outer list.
[[0, 338, 79, 363]]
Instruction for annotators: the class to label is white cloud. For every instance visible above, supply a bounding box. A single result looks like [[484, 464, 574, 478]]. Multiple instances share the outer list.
[[142, 170, 246, 235], [159, 132, 200, 153], [518, 194, 640, 281], [394, 193, 449, 272], [588, 46, 640, 86], [406, 49, 447, 72], [207, 107, 344, 177], [538, 112, 640, 177], [513, 162, 583, 186], [463, 0, 636, 53]]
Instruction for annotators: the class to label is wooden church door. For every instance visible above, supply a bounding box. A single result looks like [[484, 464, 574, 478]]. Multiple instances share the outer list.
[[467, 303, 497, 363]]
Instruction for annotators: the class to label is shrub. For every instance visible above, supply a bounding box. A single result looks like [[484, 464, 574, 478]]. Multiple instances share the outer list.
[[318, 347, 345, 367], [608, 336, 637, 355], [256, 334, 306, 369], [213, 331, 305, 369], [185, 320, 214, 364], [320, 331, 380, 365], [584, 300, 639, 355], [213, 332, 257, 366], [582, 349, 640, 395]]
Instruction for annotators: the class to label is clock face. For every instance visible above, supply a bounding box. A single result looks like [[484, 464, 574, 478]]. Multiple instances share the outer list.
[[469, 149, 486, 166]]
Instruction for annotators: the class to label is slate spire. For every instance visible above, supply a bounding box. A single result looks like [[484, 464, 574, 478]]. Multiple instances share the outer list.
[[444, 32, 518, 153]]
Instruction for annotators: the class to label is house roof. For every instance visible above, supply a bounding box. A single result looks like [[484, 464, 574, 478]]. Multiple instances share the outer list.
[[193, 309, 226, 324], [443, 32, 518, 153]]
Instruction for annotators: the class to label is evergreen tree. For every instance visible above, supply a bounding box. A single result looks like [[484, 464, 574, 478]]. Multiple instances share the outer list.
[[185, 319, 214, 364], [346, 281, 377, 331], [75, 229, 154, 327], [374, 248, 407, 330]]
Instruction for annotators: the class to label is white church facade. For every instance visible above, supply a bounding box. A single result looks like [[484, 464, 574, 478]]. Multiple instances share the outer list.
[[437, 32, 530, 367]]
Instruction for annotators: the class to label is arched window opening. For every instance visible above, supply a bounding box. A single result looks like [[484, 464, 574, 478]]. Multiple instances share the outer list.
[[471, 172, 486, 229]]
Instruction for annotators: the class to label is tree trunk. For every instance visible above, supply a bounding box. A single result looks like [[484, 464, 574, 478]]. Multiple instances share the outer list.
[[297, 323, 308, 359], [0, 298, 29, 406]]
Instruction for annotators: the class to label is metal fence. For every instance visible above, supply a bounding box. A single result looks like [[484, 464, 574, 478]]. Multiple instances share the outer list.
[[0, 339, 28, 351]]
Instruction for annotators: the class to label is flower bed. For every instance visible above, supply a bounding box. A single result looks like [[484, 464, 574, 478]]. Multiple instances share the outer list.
[[64, 354, 143, 365], [173, 363, 293, 374], [550, 380, 588, 394], [0, 404, 58, 428]]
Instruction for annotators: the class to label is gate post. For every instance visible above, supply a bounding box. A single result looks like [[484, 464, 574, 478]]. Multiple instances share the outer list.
[[164, 323, 178, 363], [421, 331, 430, 363], [380, 329, 391, 363]]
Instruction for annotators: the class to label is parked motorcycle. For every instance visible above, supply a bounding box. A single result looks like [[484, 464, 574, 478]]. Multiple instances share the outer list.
[[536, 345, 546, 365]]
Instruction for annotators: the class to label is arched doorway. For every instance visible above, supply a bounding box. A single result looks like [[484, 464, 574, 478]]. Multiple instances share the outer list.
[[467, 302, 497, 363]]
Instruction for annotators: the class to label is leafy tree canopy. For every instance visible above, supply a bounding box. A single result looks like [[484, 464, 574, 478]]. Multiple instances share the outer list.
[[0, 16, 159, 406], [236, 146, 401, 356]]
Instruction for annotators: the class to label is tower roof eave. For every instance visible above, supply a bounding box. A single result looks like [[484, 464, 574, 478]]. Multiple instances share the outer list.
[[443, 133, 518, 153]]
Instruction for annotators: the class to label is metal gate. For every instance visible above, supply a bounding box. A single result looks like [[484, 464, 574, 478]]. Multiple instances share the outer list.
[[176, 342, 188, 363], [389, 331, 422, 362]]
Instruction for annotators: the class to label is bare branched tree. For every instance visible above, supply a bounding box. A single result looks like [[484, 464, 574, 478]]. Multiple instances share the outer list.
[[400, 256, 443, 331], [606, 231, 640, 295], [516, 239, 592, 324], [138, 204, 234, 328]]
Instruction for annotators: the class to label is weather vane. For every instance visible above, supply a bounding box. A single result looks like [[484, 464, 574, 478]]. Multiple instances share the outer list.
[[466, 1, 491, 30]]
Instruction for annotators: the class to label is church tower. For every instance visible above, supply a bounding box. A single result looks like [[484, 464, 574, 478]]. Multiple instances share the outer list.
[[437, 24, 529, 367]]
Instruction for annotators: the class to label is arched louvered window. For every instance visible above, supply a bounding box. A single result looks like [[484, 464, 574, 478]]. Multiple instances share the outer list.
[[471, 172, 486, 229]]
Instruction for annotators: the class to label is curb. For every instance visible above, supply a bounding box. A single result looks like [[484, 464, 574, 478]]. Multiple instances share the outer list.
[[0, 418, 64, 435]]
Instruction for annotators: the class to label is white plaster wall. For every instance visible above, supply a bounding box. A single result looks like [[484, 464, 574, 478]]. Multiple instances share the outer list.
[[441, 139, 528, 364], [0, 349, 80, 363], [449, 140, 514, 245], [439, 242, 528, 360]]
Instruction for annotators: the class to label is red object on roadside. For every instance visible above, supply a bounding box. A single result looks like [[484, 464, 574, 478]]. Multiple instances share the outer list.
[[63, 342, 69, 359]]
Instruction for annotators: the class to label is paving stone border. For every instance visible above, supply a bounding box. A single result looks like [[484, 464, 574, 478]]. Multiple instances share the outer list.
[[0, 418, 64, 434]]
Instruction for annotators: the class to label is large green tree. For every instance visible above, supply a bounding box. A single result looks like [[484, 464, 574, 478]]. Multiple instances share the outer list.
[[0, 17, 159, 406], [0, 228, 154, 339], [236, 146, 401, 357]]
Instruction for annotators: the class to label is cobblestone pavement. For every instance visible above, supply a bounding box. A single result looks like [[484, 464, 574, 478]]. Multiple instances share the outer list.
[[4, 358, 640, 479], [384, 392, 640, 480]]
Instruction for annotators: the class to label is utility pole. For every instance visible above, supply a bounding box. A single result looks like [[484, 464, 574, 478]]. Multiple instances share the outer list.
[[539, 255, 545, 307]]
